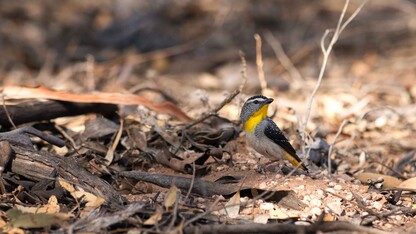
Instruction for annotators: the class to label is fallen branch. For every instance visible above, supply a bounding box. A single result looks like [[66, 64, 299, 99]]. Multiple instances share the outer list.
[[0, 101, 117, 128], [10, 145, 125, 207], [1, 86, 191, 122], [184, 221, 388, 234]]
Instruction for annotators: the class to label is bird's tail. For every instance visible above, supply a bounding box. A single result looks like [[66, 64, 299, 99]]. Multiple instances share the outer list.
[[285, 152, 308, 172]]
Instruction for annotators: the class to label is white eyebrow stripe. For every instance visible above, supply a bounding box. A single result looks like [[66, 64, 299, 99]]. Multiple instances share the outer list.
[[247, 97, 267, 103]]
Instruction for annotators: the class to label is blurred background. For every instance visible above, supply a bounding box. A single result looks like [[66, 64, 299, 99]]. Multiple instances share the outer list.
[[1, 0, 415, 88], [1, 2, 416, 231], [0, 0, 415, 127]]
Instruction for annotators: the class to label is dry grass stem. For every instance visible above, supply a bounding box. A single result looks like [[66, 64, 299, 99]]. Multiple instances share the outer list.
[[254, 34, 268, 93], [301, 0, 368, 159]]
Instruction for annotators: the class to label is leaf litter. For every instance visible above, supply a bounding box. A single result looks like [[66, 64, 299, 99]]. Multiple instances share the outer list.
[[0, 1, 416, 233]]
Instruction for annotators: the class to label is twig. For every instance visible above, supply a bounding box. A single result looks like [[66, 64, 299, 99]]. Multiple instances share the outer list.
[[183, 51, 247, 129], [2, 95, 16, 129], [184, 221, 388, 234], [301, 0, 368, 159], [54, 124, 77, 149], [184, 161, 196, 201], [327, 119, 351, 175], [264, 31, 304, 83], [254, 34, 267, 93]]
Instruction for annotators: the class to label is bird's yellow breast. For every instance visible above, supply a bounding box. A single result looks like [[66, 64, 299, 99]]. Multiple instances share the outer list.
[[244, 104, 269, 133]]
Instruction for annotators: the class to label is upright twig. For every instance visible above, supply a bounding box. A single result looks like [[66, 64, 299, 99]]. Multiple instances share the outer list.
[[254, 34, 268, 93], [2, 95, 16, 129], [301, 0, 368, 163], [327, 119, 351, 174], [264, 31, 304, 84]]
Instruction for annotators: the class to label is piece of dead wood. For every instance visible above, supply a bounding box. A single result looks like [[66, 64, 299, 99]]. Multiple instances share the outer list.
[[0, 101, 117, 128], [68, 202, 145, 233], [184, 221, 389, 234], [120, 171, 306, 210], [0, 126, 65, 148], [120, 171, 237, 197], [9, 145, 125, 207], [1, 85, 192, 122]]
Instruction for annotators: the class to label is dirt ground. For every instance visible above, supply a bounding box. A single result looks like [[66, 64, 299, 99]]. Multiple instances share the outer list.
[[0, 0, 416, 233]]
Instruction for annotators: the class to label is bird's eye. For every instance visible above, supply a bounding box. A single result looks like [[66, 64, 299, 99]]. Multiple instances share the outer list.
[[253, 100, 259, 104]]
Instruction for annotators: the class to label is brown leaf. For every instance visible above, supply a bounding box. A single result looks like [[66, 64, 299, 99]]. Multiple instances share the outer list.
[[397, 177, 416, 190], [164, 185, 180, 210], [143, 208, 163, 225], [355, 172, 402, 188], [224, 191, 240, 218]]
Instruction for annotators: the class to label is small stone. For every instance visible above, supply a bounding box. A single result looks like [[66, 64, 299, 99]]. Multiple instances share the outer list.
[[325, 188, 336, 194], [310, 198, 322, 207], [240, 196, 250, 203], [326, 200, 343, 216], [316, 189, 324, 196], [373, 201, 383, 211], [247, 159, 257, 164], [344, 194, 353, 202], [259, 202, 274, 210], [328, 182, 336, 187], [334, 184, 342, 190], [270, 181, 279, 186], [295, 185, 305, 190], [311, 207, 322, 216], [384, 223, 393, 229], [294, 221, 311, 226], [253, 214, 269, 224], [259, 182, 267, 189]]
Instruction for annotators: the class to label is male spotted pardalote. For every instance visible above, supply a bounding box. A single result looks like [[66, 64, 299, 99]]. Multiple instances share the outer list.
[[240, 95, 307, 171]]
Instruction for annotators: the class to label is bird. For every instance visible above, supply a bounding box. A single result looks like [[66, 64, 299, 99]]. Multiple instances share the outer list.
[[240, 95, 307, 171]]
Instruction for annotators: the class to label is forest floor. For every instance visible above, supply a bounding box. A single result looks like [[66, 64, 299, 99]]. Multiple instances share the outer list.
[[0, 1, 415, 233]]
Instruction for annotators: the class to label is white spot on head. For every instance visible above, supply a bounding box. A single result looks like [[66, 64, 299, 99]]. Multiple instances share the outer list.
[[247, 97, 268, 104]]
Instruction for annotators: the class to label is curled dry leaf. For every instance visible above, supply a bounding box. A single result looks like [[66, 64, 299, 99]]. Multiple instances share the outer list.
[[355, 172, 402, 188], [144, 208, 163, 225], [164, 185, 180, 210], [16, 196, 62, 215], [58, 178, 105, 208]]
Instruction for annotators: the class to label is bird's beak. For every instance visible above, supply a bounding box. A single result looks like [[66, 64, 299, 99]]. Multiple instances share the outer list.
[[265, 98, 274, 104]]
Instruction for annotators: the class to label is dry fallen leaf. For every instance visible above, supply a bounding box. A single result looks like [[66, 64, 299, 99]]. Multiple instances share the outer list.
[[143, 208, 163, 225], [15, 196, 62, 215], [6, 208, 71, 229], [58, 177, 105, 207], [164, 185, 180, 210], [224, 192, 240, 218], [397, 177, 416, 190], [355, 172, 402, 188], [105, 118, 123, 165]]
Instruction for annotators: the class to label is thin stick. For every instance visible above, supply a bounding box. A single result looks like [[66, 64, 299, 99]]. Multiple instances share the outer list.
[[327, 119, 351, 175], [2, 95, 16, 129], [184, 161, 196, 201], [301, 0, 368, 159], [264, 31, 304, 83], [254, 34, 268, 93]]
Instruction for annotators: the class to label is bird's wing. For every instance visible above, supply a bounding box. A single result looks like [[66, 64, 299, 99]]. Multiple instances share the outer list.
[[263, 118, 306, 170]]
